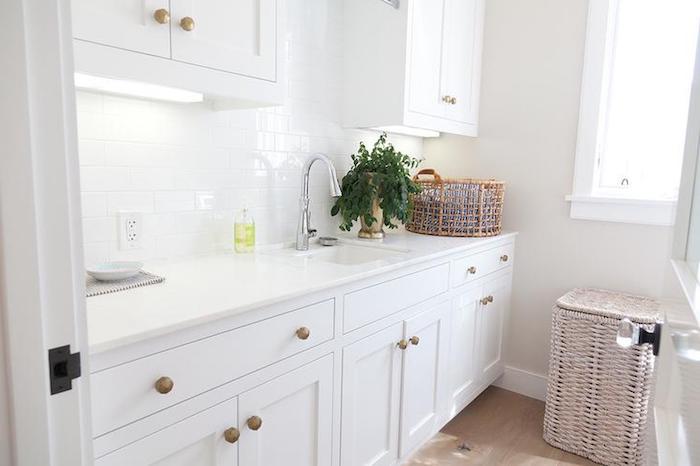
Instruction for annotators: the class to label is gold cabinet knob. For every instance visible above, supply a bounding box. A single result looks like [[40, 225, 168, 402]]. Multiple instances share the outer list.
[[500, 254, 509, 262], [442, 95, 453, 104], [153, 8, 170, 24], [451, 97, 458, 105], [409, 336, 420, 346], [397, 339, 408, 350], [247, 416, 263, 431], [155, 376, 174, 394], [488, 295, 494, 303], [179, 16, 195, 31], [296, 327, 311, 340], [223, 427, 240, 444], [480, 297, 490, 306], [467, 266, 477, 275]]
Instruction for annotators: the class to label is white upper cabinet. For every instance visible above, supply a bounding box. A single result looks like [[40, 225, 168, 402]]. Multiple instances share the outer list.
[[71, 0, 284, 106], [343, 0, 485, 136], [72, 0, 171, 57], [170, 0, 277, 80]]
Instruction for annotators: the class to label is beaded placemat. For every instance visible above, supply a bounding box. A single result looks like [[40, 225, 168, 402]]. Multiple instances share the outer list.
[[86, 271, 165, 297]]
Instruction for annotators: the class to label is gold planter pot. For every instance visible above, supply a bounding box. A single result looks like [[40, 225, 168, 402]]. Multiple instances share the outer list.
[[358, 197, 385, 239]]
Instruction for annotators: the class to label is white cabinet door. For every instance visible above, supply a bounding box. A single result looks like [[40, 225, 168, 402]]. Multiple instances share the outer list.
[[71, 0, 171, 57], [238, 355, 333, 466], [448, 287, 481, 417], [341, 323, 404, 466], [170, 0, 277, 80], [478, 275, 511, 384], [95, 397, 239, 466], [399, 301, 451, 457], [406, 0, 447, 119], [440, 0, 484, 126]]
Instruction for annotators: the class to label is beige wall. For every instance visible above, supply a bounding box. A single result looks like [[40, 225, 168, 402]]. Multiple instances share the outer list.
[[0, 317, 12, 464], [424, 0, 678, 376]]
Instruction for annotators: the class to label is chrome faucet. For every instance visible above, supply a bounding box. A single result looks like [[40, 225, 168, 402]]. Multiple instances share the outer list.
[[296, 153, 342, 251]]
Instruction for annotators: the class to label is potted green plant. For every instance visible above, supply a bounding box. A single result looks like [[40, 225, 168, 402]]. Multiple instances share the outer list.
[[331, 133, 421, 239]]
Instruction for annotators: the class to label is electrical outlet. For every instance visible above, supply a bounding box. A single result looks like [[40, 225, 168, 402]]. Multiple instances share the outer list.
[[118, 212, 142, 250]]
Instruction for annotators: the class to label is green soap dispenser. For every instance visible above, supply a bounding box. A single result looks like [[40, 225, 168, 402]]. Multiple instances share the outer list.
[[234, 206, 255, 253]]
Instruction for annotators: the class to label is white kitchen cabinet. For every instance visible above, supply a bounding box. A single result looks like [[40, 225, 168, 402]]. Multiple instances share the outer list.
[[343, 0, 484, 136], [71, 0, 171, 58], [478, 275, 511, 384], [399, 301, 450, 457], [95, 397, 239, 466], [238, 355, 333, 466], [170, 0, 277, 80], [341, 323, 404, 466], [71, 0, 284, 106], [447, 287, 481, 417]]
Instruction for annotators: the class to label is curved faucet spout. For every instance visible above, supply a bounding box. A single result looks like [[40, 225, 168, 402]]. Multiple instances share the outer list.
[[297, 153, 343, 251]]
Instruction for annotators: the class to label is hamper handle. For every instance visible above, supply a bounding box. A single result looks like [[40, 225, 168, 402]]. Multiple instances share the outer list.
[[413, 168, 443, 183]]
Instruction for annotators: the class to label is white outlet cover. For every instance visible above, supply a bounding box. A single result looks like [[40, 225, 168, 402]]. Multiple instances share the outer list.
[[118, 212, 143, 250]]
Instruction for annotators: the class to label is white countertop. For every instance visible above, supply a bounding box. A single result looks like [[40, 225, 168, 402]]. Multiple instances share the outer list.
[[87, 230, 517, 353]]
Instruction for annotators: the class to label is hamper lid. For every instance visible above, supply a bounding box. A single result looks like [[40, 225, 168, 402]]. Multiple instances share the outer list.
[[556, 288, 662, 324]]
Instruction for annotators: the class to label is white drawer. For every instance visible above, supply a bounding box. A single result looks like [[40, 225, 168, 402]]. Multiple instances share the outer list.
[[450, 242, 514, 288], [343, 264, 449, 333], [91, 299, 334, 437]]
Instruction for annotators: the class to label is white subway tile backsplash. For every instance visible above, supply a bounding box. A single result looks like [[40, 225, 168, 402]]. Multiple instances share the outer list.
[[76, 0, 423, 263]]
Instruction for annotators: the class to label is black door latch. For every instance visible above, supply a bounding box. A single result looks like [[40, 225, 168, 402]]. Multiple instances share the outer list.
[[48, 345, 81, 395]]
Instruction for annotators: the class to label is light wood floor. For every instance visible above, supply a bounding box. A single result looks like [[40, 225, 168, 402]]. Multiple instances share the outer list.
[[403, 386, 598, 466]]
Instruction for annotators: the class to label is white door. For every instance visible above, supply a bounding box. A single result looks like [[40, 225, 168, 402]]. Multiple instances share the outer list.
[[341, 323, 404, 466], [406, 0, 447, 118], [440, 0, 484, 126], [1, 0, 92, 464], [95, 398, 239, 466], [478, 275, 511, 383], [170, 0, 277, 80], [238, 355, 333, 466], [399, 301, 451, 457], [448, 287, 480, 417], [71, 0, 171, 57]]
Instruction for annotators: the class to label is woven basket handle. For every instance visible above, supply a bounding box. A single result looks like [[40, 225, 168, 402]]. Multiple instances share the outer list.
[[413, 168, 443, 183]]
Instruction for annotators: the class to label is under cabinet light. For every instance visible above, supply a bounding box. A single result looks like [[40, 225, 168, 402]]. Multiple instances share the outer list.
[[73, 73, 204, 103], [372, 125, 440, 138]]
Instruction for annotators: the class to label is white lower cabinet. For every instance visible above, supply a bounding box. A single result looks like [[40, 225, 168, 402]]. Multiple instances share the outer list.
[[95, 397, 239, 466], [239, 355, 333, 466], [447, 287, 480, 417], [399, 302, 450, 457], [341, 323, 404, 466], [478, 275, 510, 384]]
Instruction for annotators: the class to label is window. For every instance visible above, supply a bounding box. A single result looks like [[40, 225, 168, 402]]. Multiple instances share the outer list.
[[568, 0, 700, 225]]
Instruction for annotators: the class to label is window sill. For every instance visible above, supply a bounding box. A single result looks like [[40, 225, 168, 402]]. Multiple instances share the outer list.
[[565, 195, 677, 226]]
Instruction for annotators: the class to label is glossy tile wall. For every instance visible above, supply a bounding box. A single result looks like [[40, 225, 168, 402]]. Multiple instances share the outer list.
[[76, 0, 423, 265]]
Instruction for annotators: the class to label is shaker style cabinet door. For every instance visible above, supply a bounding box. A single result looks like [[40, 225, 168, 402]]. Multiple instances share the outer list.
[[71, 0, 172, 58], [341, 323, 404, 466], [440, 0, 484, 127], [448, 287, 480, 416], [478, 275, 510, 383], [94, 397, 239, 466], [170, 0, 277, 80], [406, 0, 447, 119], [399, 301, 451, 457], [237, 355, 333, 466]]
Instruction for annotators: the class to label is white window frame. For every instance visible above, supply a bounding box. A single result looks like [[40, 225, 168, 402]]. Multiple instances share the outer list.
[[567, 0, 678, 226]]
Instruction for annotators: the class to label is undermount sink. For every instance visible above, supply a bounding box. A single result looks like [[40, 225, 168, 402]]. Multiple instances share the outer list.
[[261, 241, 409, 267]]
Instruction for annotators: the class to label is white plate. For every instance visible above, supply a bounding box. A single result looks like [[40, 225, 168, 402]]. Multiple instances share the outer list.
[[87, 261, 143, 281]]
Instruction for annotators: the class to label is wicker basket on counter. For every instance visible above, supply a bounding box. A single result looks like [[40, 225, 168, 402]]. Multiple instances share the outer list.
[[406, 169, 505, 237]]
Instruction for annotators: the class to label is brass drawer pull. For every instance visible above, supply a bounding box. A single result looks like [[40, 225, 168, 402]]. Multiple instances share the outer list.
[[296, 327, 311, 340], [247, 415, 263, 431], [153, 8, 170, 24], [224, 427, 240, 444], [480, 297, 490, 306], [397, 339, 408, 350], [488, 295, 494, 303], [409, 336, 420, 346], [155, 376, 174, 394], [179, 16, 195, 31], [500, 254, 509, 262], [442, 95, 453, 104], [467, 266, 477, 275]]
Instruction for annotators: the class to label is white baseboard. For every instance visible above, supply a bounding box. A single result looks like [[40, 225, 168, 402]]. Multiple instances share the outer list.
[[494, 365, 548, 401]]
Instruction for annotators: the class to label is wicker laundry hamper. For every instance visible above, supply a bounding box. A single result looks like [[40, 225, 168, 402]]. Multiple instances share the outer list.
[[544, 288, 662, 466], [406, 169, 504, 237]]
